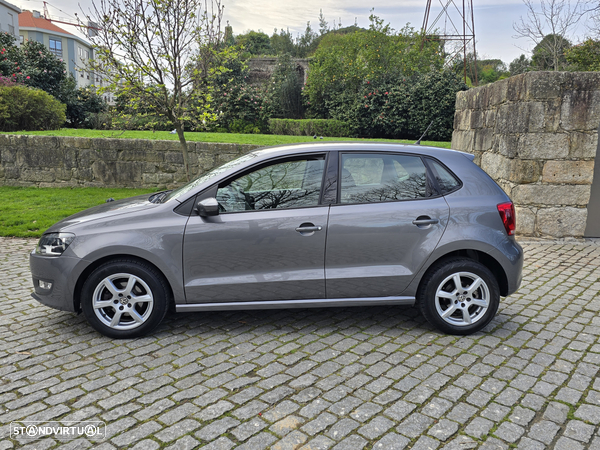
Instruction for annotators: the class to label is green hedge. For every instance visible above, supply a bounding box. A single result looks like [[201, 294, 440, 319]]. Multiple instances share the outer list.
[[0, 85, 66, 131], [269, 119, 350, 137]]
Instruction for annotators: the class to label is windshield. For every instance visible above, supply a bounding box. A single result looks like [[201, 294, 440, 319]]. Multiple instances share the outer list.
[[162, 152, 258, 203]]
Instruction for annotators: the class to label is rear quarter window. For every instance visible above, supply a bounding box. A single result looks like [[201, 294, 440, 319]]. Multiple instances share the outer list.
[[427, 159, 461, 194]]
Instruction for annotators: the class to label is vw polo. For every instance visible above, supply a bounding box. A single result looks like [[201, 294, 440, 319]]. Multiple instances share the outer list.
[[30, 143, 523, 338]]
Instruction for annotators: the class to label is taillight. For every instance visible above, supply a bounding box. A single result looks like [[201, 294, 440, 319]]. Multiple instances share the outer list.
[[497, 202, 516, 236]]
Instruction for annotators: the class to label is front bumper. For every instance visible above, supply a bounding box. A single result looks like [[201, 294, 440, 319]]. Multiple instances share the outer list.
[[29, 250, 83, 312]]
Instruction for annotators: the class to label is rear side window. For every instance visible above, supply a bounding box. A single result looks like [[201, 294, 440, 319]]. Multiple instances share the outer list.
[[340, 153, 430, 203], [427, 159, 461, 194]]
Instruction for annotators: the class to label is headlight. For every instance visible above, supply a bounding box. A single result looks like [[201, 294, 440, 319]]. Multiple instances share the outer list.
[[35, 233, 75, 256]]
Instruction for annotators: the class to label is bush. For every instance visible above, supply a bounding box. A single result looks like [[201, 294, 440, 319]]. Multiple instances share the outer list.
[[566, 39, 600, 71], [328, 71, 467, 141], [0, 85, 66, 131], [212, 82, 271, 133], [269, 118, 349, 137]]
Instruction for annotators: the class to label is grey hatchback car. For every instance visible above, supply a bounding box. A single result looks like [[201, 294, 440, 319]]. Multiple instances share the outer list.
[[30, 143, 523, 339]]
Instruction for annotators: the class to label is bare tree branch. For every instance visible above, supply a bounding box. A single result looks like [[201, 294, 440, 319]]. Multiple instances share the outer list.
[[85, 0, 224, 181], [513, 0, 591, 70]]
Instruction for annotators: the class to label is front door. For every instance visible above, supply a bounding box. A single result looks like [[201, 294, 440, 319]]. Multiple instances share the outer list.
[[183, 155, 329, 302]]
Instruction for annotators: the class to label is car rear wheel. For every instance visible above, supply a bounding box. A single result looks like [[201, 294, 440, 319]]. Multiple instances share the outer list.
[[418, 258, 500, 335], [81, 259, 170, 339]]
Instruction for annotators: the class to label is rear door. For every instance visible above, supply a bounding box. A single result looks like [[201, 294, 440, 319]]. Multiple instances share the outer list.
[[325, 152, 449, 298]]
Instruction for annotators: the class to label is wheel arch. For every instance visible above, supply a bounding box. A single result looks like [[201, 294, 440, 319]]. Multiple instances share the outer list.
[[416, 249, 509, 298], [73, 254, 175, 313]]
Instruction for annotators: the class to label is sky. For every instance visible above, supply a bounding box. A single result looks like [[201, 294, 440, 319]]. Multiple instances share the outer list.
[[10, 0, 596, 65]]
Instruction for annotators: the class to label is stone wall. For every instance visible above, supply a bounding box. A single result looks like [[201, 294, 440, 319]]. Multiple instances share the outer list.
[[0, 135, 260, 188], [247, 57, 310, 85], [451, 71, 600, 238]]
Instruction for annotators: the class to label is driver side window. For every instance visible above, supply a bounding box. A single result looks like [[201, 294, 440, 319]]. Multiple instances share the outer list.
[[216, 157, 325, 212]]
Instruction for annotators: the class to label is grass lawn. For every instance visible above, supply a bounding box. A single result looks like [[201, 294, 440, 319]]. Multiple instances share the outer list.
[[2, 129, 452, 149], [0, 187, 156, 238]]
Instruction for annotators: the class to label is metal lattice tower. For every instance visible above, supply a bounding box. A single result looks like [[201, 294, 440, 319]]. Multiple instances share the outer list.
[[422, 0, 478, 85]]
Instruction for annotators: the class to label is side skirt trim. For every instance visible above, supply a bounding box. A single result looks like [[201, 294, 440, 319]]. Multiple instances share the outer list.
[[176, 296, 416, 313]]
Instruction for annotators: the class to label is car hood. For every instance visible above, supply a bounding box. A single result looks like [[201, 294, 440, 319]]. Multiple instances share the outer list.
[[45, 194, 160, 233]]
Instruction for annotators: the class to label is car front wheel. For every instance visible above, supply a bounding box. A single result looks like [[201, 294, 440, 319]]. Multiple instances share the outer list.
[[418, 258, 500, 335], [81, 259, 170, 339]]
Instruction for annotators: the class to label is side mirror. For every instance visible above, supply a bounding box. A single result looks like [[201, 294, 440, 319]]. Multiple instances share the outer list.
[[197, 197, 219, 217]]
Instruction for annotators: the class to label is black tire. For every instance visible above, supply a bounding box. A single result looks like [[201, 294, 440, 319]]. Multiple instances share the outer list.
[[417, 258, 500, 335], [81, 259, 170, 339]]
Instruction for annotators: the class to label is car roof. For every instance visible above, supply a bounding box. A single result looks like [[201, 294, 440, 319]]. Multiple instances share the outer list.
[[250, 142, 475, 161]]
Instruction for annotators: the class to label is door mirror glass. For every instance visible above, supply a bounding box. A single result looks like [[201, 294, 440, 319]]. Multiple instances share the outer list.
[[197, 197, 219, 217]]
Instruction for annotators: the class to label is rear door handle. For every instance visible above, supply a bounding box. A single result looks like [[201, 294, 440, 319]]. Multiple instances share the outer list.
[[412, 217, 439, 226]]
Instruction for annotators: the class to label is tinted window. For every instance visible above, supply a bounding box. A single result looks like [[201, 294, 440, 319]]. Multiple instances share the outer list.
[[428, 159, 461, 194], [217, 157, 325, 212], [340, 153, 430, 203]]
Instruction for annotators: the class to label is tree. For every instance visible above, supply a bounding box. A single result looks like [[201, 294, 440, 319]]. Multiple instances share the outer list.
[[86, 0, 225, 180], [0, 32, 68, 98], [303, 22, 444, 118], [565, 38, 600, 70], [509, 54, 532, 74], [513, 0, 588, 71], [318, 10, 329, 36], [269, 54, 304, 119], [531, 33, 572, 69], [235, 31, 273, 55], [270, 28, 295, 55]]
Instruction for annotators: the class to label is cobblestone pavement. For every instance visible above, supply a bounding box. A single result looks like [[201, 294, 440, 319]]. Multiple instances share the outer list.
[[1, 237, 600, 450]]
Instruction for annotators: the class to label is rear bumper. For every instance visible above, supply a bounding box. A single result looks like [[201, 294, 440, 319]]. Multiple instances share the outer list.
[[492, 238, 523, 296]]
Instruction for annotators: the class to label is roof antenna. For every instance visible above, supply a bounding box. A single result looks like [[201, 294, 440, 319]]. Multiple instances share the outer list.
[[415, 120, 434, 145]]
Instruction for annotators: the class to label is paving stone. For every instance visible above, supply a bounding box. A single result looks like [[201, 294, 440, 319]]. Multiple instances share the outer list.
[[195, 437, 234, 450], [574, 404, 600, 424], [554, 437, 585, 450], [543, 401, 570, 424], [236, 432, 277, 450], [494, 422, 524, 443], [195, 417, 240, 441], [516, 437, 546, 450], [411, 435, 441, 450], [299, 435, 335, 450], [481, 402, 511, 422], [422, 397, 453, 419], [384, 401, 416, 421], [231, 417, 268, 441], [326, 418, 359, 441], [357, 416, 394, 439], [271, 430, 308, 450], [563, 420, 595, 442], [396, 413, 434, 439], [331, 435, 367, 450], [429, 419, 459, 441], [527, 420, 561, 445], [301, 412, 337, 435], [464, 416, 494, 439], [270, 415, 304, 437], [372, 432, 410, 450], [509, 406, 536, 426]]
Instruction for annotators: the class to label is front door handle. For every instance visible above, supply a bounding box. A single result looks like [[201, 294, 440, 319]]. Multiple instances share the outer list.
[[412, 216, 439, 227], [295, 223, 322, 235], [295, 226, 322, 232]]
